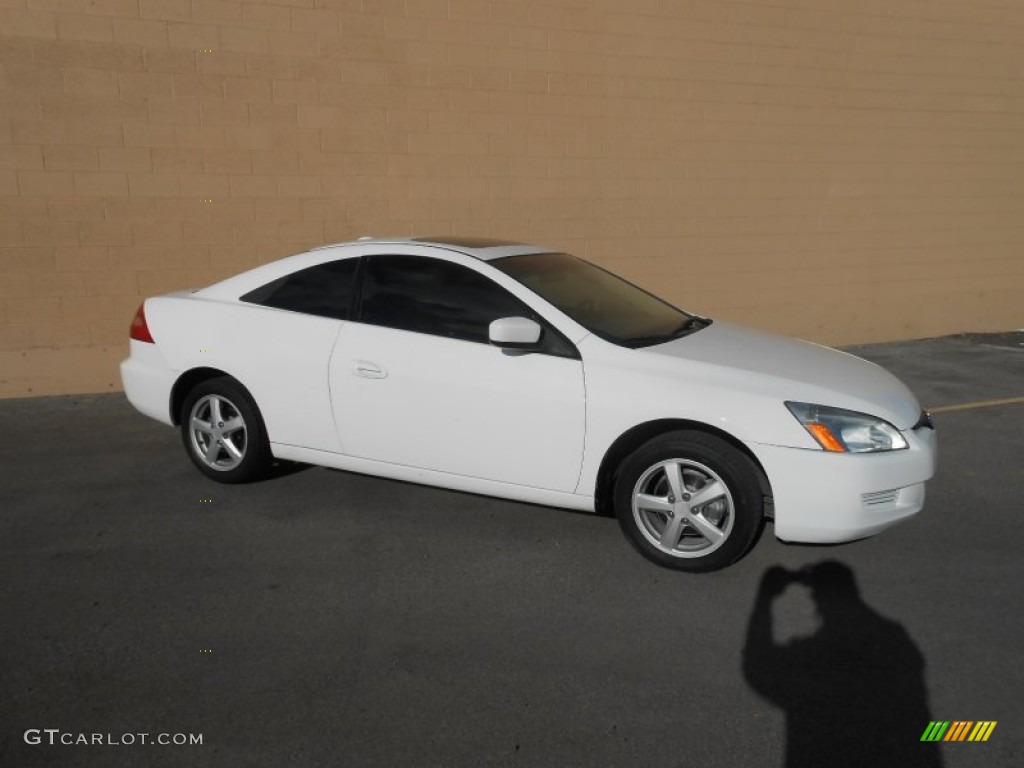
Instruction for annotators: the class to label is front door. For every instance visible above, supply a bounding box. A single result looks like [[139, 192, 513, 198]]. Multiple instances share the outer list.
[[328, 254, 585, 492]]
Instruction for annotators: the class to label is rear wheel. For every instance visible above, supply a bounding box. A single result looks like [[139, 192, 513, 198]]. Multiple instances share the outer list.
[[614, 431, 763, 572], [180, 377, 271, 483]]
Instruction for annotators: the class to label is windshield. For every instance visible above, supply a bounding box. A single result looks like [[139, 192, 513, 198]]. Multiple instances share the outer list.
[[492, 252, 708, 347]]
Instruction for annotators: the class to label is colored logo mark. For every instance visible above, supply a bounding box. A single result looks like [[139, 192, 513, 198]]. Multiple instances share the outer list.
[[921, 721, 997, 742]]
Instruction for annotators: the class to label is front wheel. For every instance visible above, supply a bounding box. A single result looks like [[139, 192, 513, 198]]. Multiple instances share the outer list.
[[180, 377, 272, 484], [613, 431, 764, 572]]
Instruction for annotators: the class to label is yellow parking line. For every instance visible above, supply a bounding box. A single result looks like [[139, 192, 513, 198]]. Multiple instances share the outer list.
[[928, 396, 1024, 414]]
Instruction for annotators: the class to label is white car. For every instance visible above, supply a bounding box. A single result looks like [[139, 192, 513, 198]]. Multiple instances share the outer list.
[[121, 237, 937, 571]]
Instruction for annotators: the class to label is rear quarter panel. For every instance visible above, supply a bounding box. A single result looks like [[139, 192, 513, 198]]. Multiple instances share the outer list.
[[146, 295, 343, 452]]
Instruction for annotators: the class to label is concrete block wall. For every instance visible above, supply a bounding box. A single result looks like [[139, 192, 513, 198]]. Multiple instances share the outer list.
[[2, 0, 1023, 396]]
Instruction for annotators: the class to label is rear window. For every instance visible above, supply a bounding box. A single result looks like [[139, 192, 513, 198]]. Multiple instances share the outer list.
[[240, 259, 358, 320]]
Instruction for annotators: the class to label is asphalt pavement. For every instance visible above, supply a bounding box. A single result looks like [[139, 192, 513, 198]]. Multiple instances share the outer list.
[[1, 332, 1022, 767]]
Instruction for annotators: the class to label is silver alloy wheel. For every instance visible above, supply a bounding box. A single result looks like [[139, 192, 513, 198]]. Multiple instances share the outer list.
[[188, 394, 248, 472], [631, 458, 735, 558]]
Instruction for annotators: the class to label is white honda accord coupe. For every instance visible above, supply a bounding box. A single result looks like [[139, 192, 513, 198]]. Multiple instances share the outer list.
[[121, 237, 937, 571]]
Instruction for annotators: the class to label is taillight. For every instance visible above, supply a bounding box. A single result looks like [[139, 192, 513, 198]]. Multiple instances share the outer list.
[[130, 303, 155, 343]]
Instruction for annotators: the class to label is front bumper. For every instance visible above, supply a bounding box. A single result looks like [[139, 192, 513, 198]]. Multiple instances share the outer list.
[[750, 425, 937, 543]]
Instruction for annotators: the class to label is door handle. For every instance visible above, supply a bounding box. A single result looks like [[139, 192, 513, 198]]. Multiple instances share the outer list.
[[354, 360, 387, 379]]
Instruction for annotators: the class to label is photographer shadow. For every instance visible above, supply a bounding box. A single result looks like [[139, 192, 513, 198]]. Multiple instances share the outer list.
[[742, 561, 942, 768]]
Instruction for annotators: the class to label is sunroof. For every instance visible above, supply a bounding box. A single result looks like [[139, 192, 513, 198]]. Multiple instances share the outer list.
[[412, 236, 526, 249]]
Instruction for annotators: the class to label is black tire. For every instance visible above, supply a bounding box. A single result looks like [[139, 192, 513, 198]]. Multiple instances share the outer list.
[[613, 430, 763, 572], [179, 376, 272, 484]]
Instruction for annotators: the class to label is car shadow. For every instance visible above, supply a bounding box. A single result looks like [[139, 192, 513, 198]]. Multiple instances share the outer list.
[[319, 466, 600, 518], [742, 561, 943, 768], [259, 460, 313, 482]]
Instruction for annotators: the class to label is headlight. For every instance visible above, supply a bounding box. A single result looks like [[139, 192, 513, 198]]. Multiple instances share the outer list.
[[785, 402, 908, 453]]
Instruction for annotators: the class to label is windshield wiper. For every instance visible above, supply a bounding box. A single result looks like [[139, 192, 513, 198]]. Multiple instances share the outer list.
[[622, 316, 712, 348]]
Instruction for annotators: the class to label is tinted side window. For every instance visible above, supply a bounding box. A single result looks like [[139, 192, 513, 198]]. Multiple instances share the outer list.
[[240, 259, 358, 320], [358, 255, 578, 358], [359, 255, 526, 342]]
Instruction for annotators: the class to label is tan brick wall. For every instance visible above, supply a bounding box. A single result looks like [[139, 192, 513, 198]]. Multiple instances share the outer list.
[[2, 0, 1023, 397]]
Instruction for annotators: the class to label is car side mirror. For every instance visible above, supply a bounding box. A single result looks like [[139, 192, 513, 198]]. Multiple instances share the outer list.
[[488, 317, 542, 349]]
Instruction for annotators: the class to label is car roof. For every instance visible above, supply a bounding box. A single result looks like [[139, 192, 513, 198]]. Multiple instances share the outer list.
[[311, 236, 553, 262], [193, 236, 556, 301]]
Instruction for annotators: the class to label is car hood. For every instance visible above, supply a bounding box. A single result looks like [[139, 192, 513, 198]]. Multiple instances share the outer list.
[[643, 320, 922, 429]]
